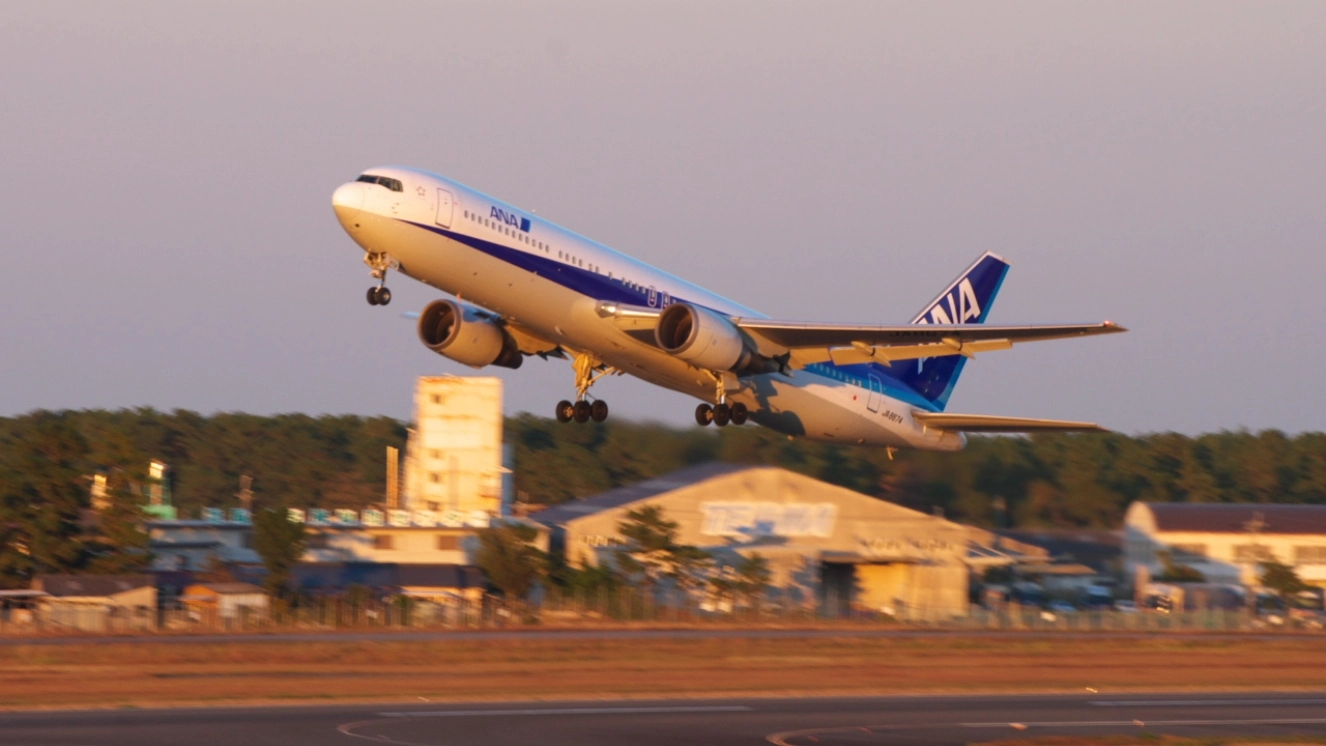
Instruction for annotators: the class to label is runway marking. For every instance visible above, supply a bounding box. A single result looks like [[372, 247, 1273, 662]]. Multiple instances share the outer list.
[[1091, 698, 1326, 707], [961, 718, 1326, 728], [377, 705, 752, 718], [340, 706, 752, 745], [768, 718, 1326, 745]]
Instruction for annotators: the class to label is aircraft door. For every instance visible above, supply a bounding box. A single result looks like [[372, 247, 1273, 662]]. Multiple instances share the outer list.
[[866, 373, 883, 413], [435, 188, 454, 228]]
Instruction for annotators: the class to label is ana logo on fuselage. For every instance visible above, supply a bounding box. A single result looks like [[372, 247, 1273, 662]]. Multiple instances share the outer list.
[[490, 206, 531, 233]]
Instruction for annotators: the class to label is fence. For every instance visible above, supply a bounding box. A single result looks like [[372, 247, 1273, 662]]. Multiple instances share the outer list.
[[0, 592, 1315, 636]]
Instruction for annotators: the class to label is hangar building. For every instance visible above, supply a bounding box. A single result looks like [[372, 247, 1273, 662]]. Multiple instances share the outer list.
[[534, 463, 1041, 618]]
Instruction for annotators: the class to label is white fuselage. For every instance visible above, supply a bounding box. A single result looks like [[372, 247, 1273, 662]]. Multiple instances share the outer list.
[[332, 166, 964, 451]]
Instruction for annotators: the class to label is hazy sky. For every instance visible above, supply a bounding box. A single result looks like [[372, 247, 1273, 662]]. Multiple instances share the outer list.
[[2, 2, 1323, 434]]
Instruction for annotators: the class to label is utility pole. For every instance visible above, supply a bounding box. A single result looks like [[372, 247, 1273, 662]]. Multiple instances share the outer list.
[[386, 446, 400, 510], [1243, 510, 1268, 612]]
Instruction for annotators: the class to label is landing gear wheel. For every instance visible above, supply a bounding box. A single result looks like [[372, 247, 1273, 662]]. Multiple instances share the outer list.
[[590, 400, 609, 423], [695, 404, 714, 427], [573, 400, 592, 423], [376, 287, 391, 306], [555, 400, 575, 423], [730, 402, 749, 425], [713, 403, 732, 427], [367, 287, 381, 305]]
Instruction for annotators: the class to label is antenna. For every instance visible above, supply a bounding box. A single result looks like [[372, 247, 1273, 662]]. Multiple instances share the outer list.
[[236, 475, 254, 511]]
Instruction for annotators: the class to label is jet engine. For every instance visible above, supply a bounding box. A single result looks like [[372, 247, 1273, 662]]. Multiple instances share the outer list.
[[654, 302, 754, 372], [417, 299, 523, 369]]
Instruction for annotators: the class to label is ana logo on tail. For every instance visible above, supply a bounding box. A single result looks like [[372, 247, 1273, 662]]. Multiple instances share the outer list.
[[915, 278, 982, 325]]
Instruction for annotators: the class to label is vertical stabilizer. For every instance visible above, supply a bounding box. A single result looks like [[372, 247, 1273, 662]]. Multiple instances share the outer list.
[[892, 252, 1009, 410]]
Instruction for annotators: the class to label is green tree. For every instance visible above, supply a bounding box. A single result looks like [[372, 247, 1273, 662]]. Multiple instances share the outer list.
[[712, 552, 772, 608], [615, 505, 710, 590], [1154, 550, 1206, 583], [474, 522, 546, 599], [1260, 560, 1308, 599], [548, 549, 620, 594], [82, 467, 152, 574], [82, 428, 154, 574], [0, 413, 90, 586], [252, 508, 306, 600]]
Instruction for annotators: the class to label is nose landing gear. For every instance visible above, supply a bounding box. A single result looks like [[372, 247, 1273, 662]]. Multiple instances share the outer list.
[[364, 252, 394, 306]]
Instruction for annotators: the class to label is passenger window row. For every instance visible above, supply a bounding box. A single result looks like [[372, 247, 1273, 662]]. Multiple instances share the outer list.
[[463, 209, 552, 254], [461, 208, 606, 276]]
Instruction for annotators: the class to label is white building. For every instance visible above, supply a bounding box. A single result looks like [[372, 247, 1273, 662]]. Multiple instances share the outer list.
[[402, 376, 509, 519], [148, 517, 478, 571], [1124, 501, 1326, 587]]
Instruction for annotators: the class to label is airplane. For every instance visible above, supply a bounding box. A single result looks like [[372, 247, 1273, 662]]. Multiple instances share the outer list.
[[332, 166, 1126, 452]]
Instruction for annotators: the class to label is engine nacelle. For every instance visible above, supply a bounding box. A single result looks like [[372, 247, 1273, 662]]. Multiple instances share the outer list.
[[417, 299, 523, 369], [654, 302, 753, 372]]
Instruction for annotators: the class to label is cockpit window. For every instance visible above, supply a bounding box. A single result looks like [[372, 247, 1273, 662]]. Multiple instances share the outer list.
[[356, 174, 403, 192]]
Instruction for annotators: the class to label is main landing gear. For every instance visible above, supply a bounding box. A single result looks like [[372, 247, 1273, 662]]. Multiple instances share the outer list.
[[554, 352, 620, 425], [556, 398, 609, 424], [695, 371, 748, 428], [695, 401, 748, 427], [364, 252, 393, 306]]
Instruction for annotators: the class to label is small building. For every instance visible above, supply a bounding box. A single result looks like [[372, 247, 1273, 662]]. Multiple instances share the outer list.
[[149, 521, 256, 571], [534, 463, 1044, 618], [181, 582, 268, 622], [0, 590, 48, 628], [292, 562, 485, 603], [32, 574, 157, 631], [1124, 501, 1326, 587], [995, 529, 1123, 575]]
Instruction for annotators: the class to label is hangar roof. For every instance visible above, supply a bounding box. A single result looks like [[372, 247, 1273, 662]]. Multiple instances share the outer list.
[[33, 574, 155, 597], [1137, 502, 1326, 535], [532, 462, 753, 526]]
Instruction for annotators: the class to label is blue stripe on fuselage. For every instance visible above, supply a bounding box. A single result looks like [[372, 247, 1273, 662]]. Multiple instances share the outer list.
[[805, 362, 940, 412], [399, 218, 936, 411], [404, 219, 661, 307]]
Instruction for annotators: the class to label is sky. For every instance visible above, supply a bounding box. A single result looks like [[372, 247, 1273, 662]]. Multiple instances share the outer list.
[[1, 2, 1324, 435]]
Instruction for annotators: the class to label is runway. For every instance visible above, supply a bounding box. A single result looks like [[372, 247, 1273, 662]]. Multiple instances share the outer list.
[[6, 693, 1326, 745], [0, 627, 1305, 646]]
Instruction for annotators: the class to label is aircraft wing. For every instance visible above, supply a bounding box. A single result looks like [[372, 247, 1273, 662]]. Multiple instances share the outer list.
[[595, 302, 1126, 369], [734, 319, 1126, 367], [912, 412, 1108, 433]]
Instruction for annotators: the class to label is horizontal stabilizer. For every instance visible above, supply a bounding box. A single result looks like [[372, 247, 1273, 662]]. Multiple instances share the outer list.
[[912, 411, 1108, 433]]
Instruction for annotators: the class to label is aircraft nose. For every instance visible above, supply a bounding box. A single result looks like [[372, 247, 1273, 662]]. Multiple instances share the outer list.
[[331, 182, 364, 228]]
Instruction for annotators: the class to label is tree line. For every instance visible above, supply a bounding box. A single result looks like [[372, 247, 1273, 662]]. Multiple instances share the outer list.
[[1, 408, 1324, 587]]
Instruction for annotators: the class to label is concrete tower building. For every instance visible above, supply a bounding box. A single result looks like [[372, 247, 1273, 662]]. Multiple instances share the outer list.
[[402, 376, 508, 522]]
